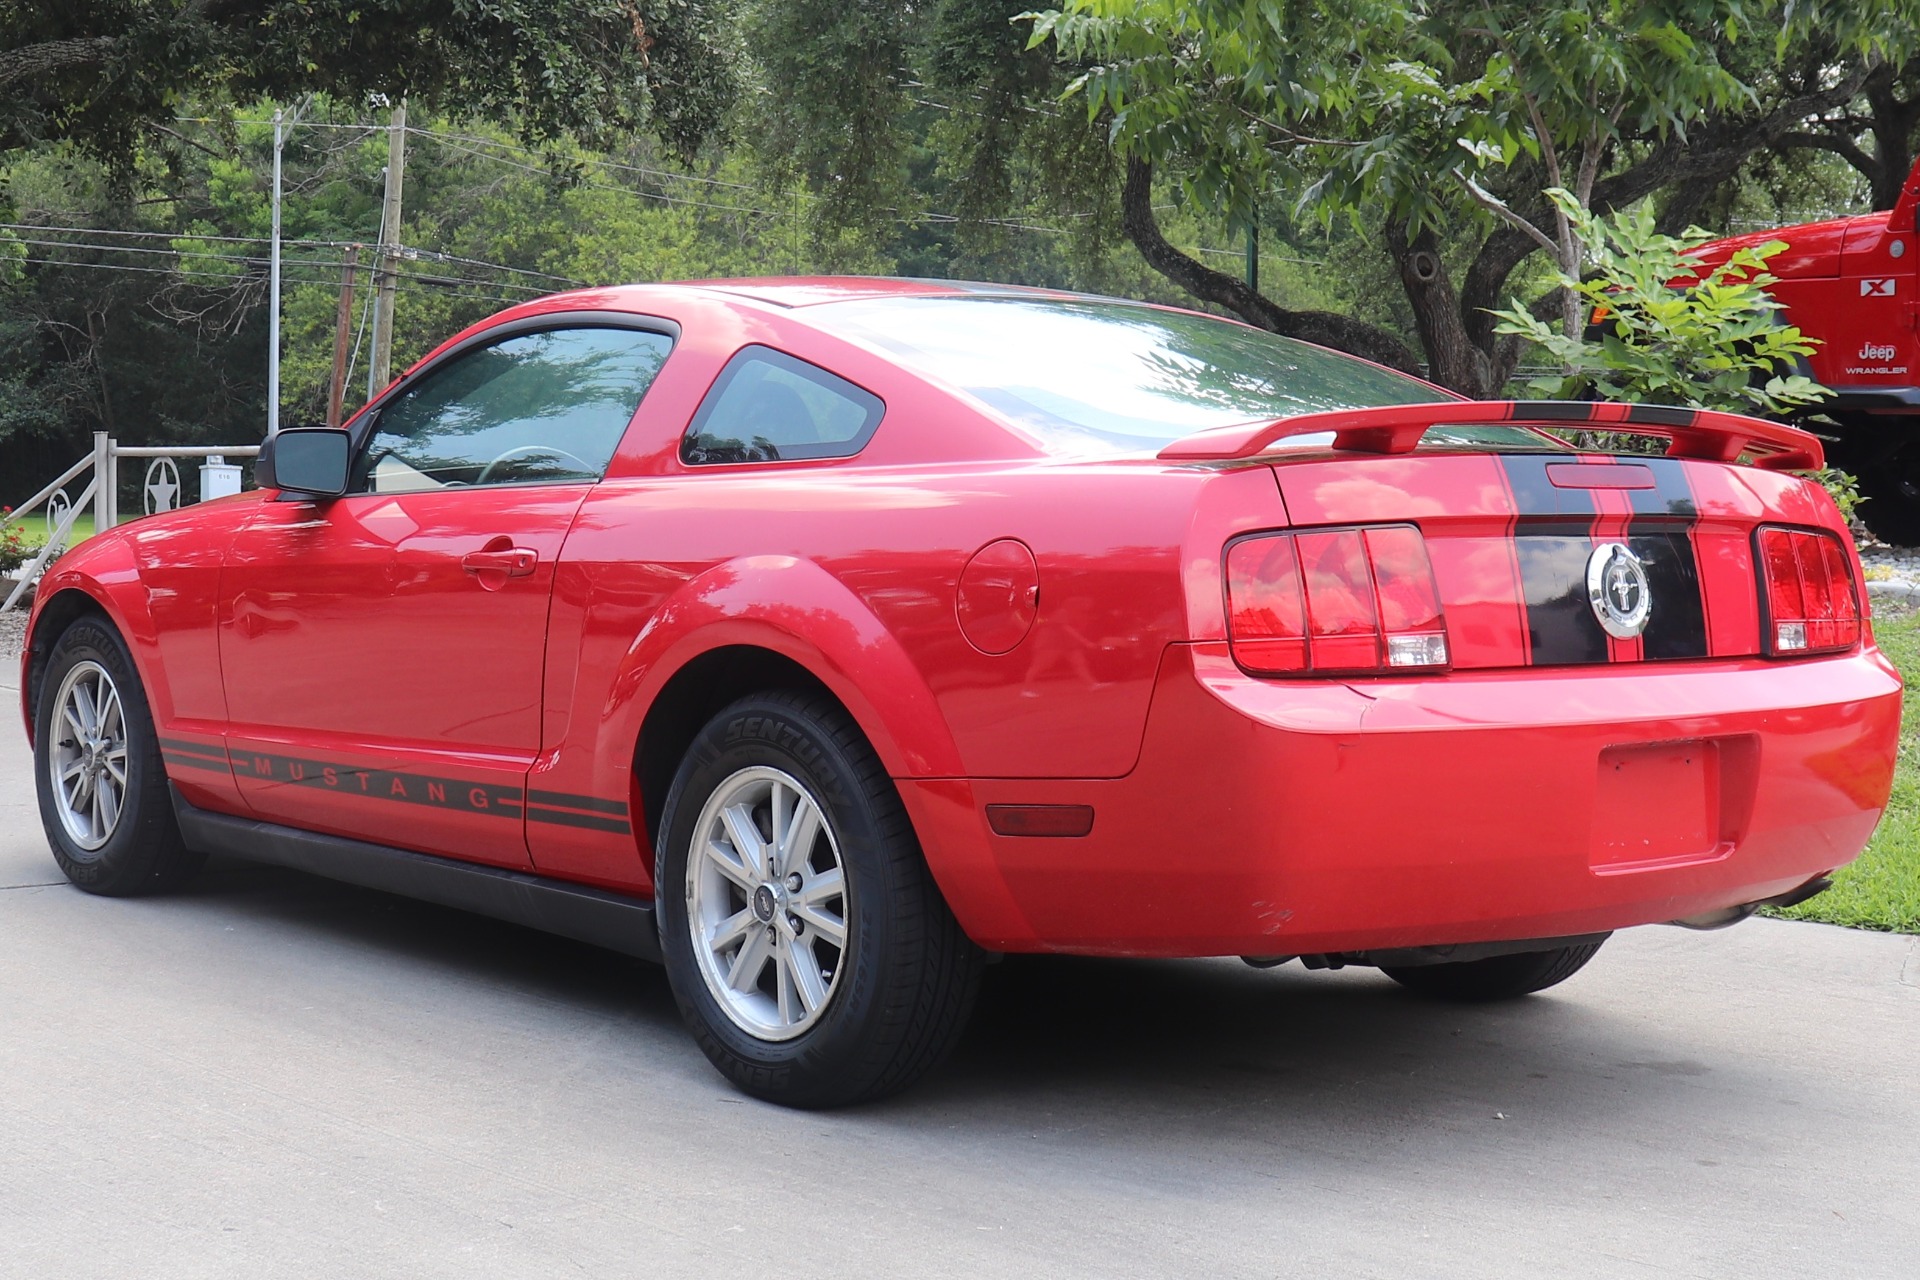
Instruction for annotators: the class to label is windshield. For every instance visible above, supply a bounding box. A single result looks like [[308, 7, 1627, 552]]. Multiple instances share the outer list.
[[807, 295, 1551, 456]]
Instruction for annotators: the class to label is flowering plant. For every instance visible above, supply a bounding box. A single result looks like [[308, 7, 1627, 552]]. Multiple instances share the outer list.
[[0, 508, 32, 574]]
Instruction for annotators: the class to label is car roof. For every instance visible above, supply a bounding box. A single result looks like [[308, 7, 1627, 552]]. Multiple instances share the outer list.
[[636, 276, 1100, 309]]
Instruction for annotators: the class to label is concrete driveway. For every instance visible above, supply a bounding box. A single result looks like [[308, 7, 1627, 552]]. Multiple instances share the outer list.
[[1, 666, 1916, 1278]]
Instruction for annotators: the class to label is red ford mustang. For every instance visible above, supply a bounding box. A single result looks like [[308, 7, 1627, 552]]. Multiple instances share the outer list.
[[20, 278, 1900, 1106]]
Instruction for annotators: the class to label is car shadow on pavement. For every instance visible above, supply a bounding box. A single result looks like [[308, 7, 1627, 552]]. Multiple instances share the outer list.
[[182, 855, 681, 1026], [879, 951, 1755, 1153], [172, 856, 1760, 1149]]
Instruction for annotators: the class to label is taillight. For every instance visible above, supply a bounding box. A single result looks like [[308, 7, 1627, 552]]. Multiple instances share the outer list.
[[1225, 525, 1448, 675], [1755, 526, 1860, 656]]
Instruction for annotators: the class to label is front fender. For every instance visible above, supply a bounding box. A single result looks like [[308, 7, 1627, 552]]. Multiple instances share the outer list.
[[21, 536, 158, 742], [615, 554, 963, 779]]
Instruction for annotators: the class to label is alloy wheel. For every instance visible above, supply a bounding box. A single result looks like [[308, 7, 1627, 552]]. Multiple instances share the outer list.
[[686, 765, 850, 1040], [49, 659, 129, 852]]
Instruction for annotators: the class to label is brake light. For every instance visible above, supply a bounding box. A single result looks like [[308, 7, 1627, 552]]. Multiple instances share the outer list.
[[1225, 525, 1448, 675], [1755, 526, 1860, 656]]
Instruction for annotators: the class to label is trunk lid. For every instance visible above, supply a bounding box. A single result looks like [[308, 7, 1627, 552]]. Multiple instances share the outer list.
[[1267, 448, 1841, 670]]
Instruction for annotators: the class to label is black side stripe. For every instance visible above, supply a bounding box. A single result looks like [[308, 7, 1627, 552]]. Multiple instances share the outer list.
[[161, 750, 230, 774], [526, 788, 628, 817], [524, 806, 632, 834], [158, 743, 630, 834], [158, 736, 227, 762]]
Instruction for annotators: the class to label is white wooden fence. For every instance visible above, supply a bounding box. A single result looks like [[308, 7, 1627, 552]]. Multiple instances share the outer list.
[[1, 432, 260, 612]]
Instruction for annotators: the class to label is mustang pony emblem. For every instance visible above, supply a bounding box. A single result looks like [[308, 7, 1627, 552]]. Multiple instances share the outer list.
[[1586, 542, 1652, 639]]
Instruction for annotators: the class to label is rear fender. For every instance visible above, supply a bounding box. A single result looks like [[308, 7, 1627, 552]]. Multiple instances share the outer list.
[[616, 555, 964, 780], [584, 556, 1020, 940]]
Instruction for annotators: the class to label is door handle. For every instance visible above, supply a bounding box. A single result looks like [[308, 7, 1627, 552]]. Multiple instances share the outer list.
[[461, 546, 538, 578]]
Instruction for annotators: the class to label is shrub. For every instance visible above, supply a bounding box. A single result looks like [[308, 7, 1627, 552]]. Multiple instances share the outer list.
[[1492, 189, 1858, 522]]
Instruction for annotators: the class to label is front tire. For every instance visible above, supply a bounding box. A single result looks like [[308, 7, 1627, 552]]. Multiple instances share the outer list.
[[657, 691, 983, 1107], [33, 615, 205, 896], [1381, 938, 1607, 1002]]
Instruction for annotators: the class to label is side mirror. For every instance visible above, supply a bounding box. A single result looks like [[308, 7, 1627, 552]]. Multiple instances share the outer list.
[[256, 427, 350, 498]]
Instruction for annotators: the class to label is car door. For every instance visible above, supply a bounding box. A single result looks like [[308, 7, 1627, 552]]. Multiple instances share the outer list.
[[219, 320, 675, 867], [526, 343, 889, 889]]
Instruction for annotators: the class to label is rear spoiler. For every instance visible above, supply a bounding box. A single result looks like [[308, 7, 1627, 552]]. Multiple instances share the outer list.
[[1156, 400, 1824, 471]]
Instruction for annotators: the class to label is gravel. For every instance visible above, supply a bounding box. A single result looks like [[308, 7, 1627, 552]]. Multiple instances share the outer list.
[[0, 605, 24, 667], [1857, 538, 1920, 602]]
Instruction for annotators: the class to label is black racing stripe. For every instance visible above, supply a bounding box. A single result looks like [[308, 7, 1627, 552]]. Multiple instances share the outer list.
[[525, 788, 628, 817], [1512, 401, 1598, 422], [525, 806, 632, 835], [1624, 404, 1697, 427], [229, 748, 524, 821], [162, 750, 231, 774], [1501, 455, 1609, 664], [1624, 456, 1698, 520], [1502, 452, 1605, 533], [1511, 539, 1611, 664], [1625, 458, 1708, 660], [1628, 531, 1709, 660]]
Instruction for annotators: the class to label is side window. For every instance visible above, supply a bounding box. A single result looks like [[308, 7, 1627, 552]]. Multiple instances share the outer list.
[[682, 345, 884, 465], [354, 326, 673, 493]]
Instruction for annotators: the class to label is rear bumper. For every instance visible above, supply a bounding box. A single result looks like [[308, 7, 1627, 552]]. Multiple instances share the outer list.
[[907, 642, 1901, 956]]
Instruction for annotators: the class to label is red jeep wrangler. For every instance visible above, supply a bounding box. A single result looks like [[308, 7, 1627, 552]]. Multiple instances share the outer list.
[[1690, 156, 1920, 544]]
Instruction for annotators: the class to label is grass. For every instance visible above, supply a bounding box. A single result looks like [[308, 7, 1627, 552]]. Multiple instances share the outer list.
[[1766, 602, 1920, 934], [2, 511, 100, 547]]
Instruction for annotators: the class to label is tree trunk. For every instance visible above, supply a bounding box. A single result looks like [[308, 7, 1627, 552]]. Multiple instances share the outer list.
[[1117, 157, 1422, 376], [1863, 65, 1920, 212], [1385, 220, 1500, 397]]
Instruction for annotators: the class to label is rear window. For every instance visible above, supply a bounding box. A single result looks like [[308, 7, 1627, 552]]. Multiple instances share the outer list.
[[682, 345, 884, 465], [806, 295, 1546, 455]]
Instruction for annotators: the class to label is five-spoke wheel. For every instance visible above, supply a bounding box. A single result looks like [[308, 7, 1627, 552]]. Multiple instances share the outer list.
[[657, 691, 983, 1108], [48, 659, 130, 851], [34, 615, 204, 895], [687, 766, 850, 1039]]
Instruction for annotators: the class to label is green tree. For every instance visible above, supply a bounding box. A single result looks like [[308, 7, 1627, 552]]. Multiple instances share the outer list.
[[0, 1, 740, 164], [1026, 0, 1915, 392]]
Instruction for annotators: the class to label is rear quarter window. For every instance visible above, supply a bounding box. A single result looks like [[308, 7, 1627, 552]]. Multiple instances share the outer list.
[[682, 346, 884, 465]]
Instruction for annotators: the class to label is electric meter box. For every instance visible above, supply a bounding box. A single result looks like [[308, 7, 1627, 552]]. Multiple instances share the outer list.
[[199, 456, 244, 502]]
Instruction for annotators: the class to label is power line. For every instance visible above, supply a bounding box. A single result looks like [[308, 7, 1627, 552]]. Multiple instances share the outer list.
[[419, 135, 786, 218], [406, 126, 761, 192], [172, 116, 382, 133], [160, 117, 1121, 243], [4, 223, 585, 287], [11, 254, 546, 301]]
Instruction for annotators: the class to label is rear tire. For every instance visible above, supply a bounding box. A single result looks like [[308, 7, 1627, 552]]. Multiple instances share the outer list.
[[33, 615, 205, 896], [1381, 939, 1607, 1002], [656, 691, 983, 1107]]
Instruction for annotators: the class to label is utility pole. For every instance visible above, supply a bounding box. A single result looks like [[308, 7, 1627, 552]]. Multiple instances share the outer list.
[[369, 99, 407, 396], [326, 244, 361, 427], [269, 106, 285, 437], [1244, 221, 1259, 295], [267, 97, 311, 436]]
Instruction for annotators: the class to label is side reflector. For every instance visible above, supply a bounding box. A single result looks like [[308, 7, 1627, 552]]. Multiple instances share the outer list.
[[1755, 526, 1859, 657], [986, 804, 1096, 838], [1225, 524, 1449, 676]]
